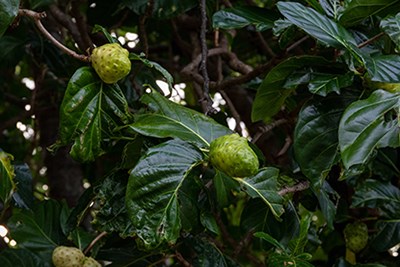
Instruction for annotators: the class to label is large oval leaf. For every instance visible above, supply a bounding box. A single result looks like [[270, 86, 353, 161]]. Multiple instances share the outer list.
[[0, 0, 19, 38], [128, 90, 232, 147], [294, 94, 355, 185], [59, 67, 131, 162], [125, 139, 204, 249], [367, 55, 400, 83], [212, 6, 277, 31], [251, 56, 337, 121], [0, 248, 47, 267], [339, 90, 400, 169], [234, 167, 284, 218]]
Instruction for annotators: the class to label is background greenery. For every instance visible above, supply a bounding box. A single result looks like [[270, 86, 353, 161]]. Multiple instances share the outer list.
[[0, 0, 399, 266]]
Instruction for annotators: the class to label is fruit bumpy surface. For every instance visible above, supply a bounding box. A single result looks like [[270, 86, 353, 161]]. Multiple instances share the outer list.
[[343, 222, 369, 253], [52, 246, 85, 267], [209, 133, 259, 178], [91, 43, 131, 84], [82, 256, 102, 267]]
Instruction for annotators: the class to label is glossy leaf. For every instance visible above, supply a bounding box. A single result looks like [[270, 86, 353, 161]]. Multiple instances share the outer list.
[[128, 90, 232, 147], [125, 139, 204, 248], [0, 248, 47, 267], [213, 171, 240, 208], [294, 94, 355, 184], [312, 182, 337, 229], [308, 72, 353, 96], [339, 0, 400, 26], [367, 55, 400, 83], [277, 1, 357, 48], [0, 150, 15, 205], [267, 252, 314, 267], [212, 6, 277, 31], [371, 220, 400, 252], [254, 231, 287, 251], [288, 216, 311, 256], [320, 0, 343, 19], [352, 179, 400, 217], [0, 0, 19, 37], [187, 237, 228, 267], [339, 90, 400, 169], [59, 67, 131, 162], [12, 164, 34, 210], [252, 56, 335, 121], [234, 167, 284, 218], [380, 13, 400, 50], [7, 200, 68, 263]]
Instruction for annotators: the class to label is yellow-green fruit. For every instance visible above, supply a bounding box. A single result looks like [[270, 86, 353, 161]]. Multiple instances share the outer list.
[[91, 43, 131, 84], [343, 222, 369, 253], [52, 246, 85, 267], [209, 133, 259, 177], [82, 256, 102, 267]]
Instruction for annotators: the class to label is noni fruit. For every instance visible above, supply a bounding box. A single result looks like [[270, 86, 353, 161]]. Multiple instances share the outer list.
[[82, 256, 102, 267], [91, 43, 131, 84], [52, 246, 85, 267], [209, 133, 259, 177], [343, 222, 369, 253]]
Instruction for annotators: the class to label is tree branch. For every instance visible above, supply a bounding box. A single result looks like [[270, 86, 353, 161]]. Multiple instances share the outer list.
[[199, 0, 216, 114], [278, 180, 310, 196], [18, 9, 90, 62]]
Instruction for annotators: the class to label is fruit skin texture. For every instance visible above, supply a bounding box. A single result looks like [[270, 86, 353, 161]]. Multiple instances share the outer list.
[[52, 246, 85, 267], [82, 257, 102, 267], [209, 133, 259, 178], [343, 222, 369, 253], [91, 43, 131, 84]]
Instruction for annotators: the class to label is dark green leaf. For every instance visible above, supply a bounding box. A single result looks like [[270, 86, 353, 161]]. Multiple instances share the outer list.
[[122, 0, 197, 19], [380, 13, 400, 50], [125, 139, 204, 248], [213, 171, 240, 208], [59, 67, 131, 162], [212, 6, 277, 31], [186, 237, 228, 267], [339, 90, 400, 169], [277, 1, 357, 48], [0, 150, 15, 205], [234, 167, 284, 218], [7, 200, 68, 263], [29, 0, 55, 9], [0, 0, 19, 38], [294, 94, 355, 185], [352, 179, 400, 217], [129, 53, 174, 91], [339, 0, 400, 26], [320, 0, 343, 19], [92, 24, 117, 43], [308, 72, 354, 96], [252, 56, 336, 121], [128, 90, 232, 147], [312, 183, 337, 229], [0, 36, 26, 67], [242, 200, 300, 248], [288, 215, 311, 256], [93, 170, 135, 237], [0, 248, 47, 267], [371, 220, 400, 252], [367, 55, 400, 83], [253, 232, 287, 251], [12, 164, 34, 209]]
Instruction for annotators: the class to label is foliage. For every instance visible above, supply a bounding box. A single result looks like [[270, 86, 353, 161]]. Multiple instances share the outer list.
[[0, 0, 399, 266]]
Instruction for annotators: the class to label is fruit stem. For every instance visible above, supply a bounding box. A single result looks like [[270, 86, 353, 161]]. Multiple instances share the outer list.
[[83, 231, 107, 255]]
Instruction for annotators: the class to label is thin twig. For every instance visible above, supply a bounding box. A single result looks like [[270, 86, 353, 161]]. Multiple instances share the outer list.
[[286, 35, 310, 53], [278, 180, 310, 196], [199, 0, 216, 114], [357, 32, 385, 49], [138, 0, 154, 56], [220, 90, 242, 133], [83, 231, 107, 255], [175, 251, 192, 267], [18, 9, 90, 62], [252, 118, 289, 143]]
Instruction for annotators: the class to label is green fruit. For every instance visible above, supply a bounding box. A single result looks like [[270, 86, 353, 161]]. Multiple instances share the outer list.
[[209, 133, 259, 177], [343, 222, 369, 253], [52, 246, 85, 267], [91, 43, 131, 84], [82, 257, 101, 267]]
